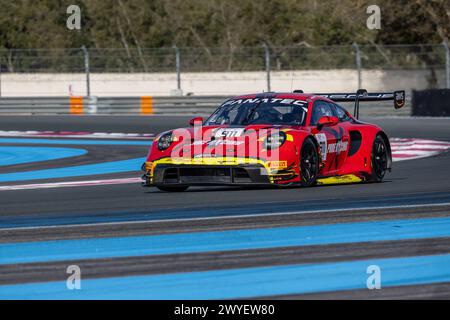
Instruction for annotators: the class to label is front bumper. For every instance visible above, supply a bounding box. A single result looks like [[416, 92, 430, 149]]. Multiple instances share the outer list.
[[148, 164, 270, 186], [142, 157, 297, 187]]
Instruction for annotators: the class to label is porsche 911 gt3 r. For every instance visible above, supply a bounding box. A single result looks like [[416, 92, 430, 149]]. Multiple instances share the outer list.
[[142, 89, 405, 192]]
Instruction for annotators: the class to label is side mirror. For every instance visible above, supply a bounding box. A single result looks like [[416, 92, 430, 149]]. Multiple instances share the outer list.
[[317, 116, 339, 129], [189, 117, 203, 126]]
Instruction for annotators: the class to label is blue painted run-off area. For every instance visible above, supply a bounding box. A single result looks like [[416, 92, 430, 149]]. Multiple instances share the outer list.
[[0, 138, 151, 146], [0, 157, 145, 182], [0, 146, 87, 167], [1, 253, 450, 299], [0, 138, 151, 182], [2, 216, 450, 265]]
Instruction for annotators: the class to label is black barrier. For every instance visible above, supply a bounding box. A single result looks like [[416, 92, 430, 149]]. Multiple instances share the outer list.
[[412, 89, 450, 117]]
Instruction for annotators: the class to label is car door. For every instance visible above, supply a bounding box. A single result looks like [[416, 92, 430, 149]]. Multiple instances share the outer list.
[[310, 100, 349, 176], [329, 103, 351, 173]]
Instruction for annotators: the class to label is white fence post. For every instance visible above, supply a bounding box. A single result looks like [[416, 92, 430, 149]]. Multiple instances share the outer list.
[[263, 43, 271, 92], [444, 40, 450, 89], [174, 45, 181, 91], [171, 45, 183, 96], [353, 42, 362, 89], [82, 46, 91, 97]]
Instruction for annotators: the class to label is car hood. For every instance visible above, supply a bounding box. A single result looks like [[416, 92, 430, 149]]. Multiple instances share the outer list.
[[171, 124, 291, 143], [149, 124, 300, 161]]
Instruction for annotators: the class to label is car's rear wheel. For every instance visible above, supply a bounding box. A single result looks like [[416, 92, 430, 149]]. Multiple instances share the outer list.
[[300, 138, 319, 187], [371, 135, 388, 182], [156, 186, 189, 192]]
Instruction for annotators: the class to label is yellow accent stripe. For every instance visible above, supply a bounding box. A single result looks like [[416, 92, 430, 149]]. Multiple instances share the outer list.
[[141, 96, 154, 115], [148, 157, 283, 178], [317, 174, 362, 185], [152, 157, 266, 167], [69, 96, 84, 115], [148, 159, 362, 186]]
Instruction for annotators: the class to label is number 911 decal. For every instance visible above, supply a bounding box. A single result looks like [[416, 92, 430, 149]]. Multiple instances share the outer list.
[[214, 128, 245, 138]]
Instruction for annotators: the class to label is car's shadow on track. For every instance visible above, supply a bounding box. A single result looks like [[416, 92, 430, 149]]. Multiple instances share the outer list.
[[144, 180, 395, 193]]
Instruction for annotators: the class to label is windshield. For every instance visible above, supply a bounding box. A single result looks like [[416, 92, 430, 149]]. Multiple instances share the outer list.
[[205, 98, 308, 126]]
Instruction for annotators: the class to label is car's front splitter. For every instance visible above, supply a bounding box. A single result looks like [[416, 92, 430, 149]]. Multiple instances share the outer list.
[[142, 157, 298, 187]]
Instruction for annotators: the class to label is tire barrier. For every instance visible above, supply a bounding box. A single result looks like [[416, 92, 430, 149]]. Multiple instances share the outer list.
[[412, 89, 450, 117]]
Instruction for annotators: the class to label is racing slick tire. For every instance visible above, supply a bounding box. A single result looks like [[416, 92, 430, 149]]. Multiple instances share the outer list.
[[156, 186, 189, 192], [300, 137, 319, 187], [371, 134, 389, 182]]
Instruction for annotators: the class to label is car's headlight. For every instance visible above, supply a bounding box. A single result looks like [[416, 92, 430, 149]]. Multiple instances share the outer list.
[[263, 132, 286, 149], [157, 132, 173, 150]]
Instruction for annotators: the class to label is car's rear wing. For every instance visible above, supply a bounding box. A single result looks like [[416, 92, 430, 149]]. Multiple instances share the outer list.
[[294, 89, 406, 119]]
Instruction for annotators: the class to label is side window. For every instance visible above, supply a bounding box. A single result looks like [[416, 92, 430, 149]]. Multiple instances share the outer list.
[[332, 104, 351, 122], [311, 101, 334, 125]]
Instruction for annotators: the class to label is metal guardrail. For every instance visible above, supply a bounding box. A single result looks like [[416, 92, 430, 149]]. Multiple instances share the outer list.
[[0, 96, 228, 115], [152, 96, 225, 115], [0, 94, 412, 116], [96, 96, 227, 115], [0, 97, 84, 114]]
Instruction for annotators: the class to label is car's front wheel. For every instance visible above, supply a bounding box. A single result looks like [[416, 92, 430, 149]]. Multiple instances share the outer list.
[[300, 137, 319, 187], [156, 186, 189, 192]]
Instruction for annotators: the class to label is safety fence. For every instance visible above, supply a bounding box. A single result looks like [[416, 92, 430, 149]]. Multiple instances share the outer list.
[[0, 44, 449, 97]]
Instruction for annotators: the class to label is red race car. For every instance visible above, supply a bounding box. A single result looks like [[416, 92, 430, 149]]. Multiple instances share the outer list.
[[142, 89, 405, 192]]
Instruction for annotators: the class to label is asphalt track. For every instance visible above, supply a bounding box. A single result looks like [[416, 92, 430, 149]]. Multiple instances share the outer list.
[[0, 115, 449, 299]]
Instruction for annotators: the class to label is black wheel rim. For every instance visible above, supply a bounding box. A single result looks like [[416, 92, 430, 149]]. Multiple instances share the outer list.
[[373, 138, 387, 179], [301, 142, 318, 184]]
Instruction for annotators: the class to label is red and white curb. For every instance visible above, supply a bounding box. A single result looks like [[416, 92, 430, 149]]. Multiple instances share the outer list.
[[0, 130, 154, 140], [391, 138, 450, 162]]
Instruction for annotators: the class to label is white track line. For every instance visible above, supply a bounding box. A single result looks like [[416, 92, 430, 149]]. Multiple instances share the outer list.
[[0, 177, 141, 191], [393, 150, 441, 155]]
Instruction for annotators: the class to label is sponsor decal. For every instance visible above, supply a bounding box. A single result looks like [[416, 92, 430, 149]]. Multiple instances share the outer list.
[[394, 91, 405, 109], [181, 138, 245, 148], [207, 140, 244, 147], [267, 161, 288, 169], [327, 141, 348, 154], [321, 93, 393, 100], [222, 98, 307, 106], [214, 128, 245, 138]]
